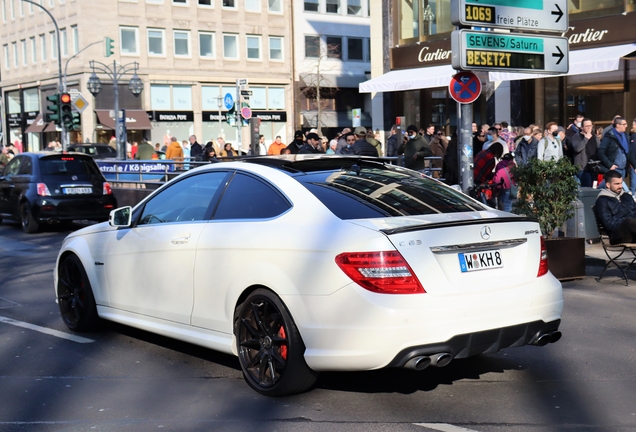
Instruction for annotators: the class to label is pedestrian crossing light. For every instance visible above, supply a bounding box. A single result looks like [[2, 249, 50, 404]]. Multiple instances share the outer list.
[[104, 37, 114, 57], [60, 93, 74, 130], [45, 93, 61, 126]]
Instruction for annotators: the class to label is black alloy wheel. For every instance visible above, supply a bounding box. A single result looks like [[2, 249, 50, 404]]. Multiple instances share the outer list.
[[57, 254, 99, 332], [20, 202, 39, 234], [234, 289, 317, 396]]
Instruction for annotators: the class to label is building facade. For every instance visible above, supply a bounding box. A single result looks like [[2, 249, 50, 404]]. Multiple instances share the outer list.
[[363, 0, 636, 136], [1, 0, 294, 152], [292, 0, 371, 138]]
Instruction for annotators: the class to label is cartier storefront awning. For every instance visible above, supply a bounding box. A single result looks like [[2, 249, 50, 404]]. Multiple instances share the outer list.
[[359, 64, 456, 93], [489, 43, 636, 82], [95, 109, 152, 130]]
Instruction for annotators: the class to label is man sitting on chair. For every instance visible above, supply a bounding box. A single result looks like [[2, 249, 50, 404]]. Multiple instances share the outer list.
[[596, 169, 636, 244]]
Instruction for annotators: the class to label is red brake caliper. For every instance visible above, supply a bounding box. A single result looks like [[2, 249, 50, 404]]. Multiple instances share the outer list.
[[278, 326, 288, 360]]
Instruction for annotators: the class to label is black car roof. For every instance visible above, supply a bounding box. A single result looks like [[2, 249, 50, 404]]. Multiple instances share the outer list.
[[241, 155, 396, 175], [23, 151, 95, 160]]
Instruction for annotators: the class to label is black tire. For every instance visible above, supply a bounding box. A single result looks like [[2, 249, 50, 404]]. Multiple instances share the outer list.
[[57, 254, 100, 332], [20, 202, 39, 234], [234, 289, 318, 396]]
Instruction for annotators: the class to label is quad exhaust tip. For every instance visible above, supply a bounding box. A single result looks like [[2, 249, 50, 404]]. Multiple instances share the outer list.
[[404, 352, 452, 370], [532, 330, 562, 346]]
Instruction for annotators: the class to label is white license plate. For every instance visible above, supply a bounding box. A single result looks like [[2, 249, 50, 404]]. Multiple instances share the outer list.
[[458, 249, 503, 272], [63, 187, 92, 194]]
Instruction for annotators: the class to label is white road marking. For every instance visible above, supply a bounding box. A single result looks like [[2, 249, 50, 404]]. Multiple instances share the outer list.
[[0, 315, 94, 343], [415, 424, 480, 432]]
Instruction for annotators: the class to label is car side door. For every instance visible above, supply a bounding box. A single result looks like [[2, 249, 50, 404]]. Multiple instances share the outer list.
[[102, 170, 230, 324], [0, 156, 26, 219]]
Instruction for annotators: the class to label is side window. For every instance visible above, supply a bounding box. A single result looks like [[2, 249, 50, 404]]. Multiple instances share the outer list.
[[18, 158, 32, 175], [214, 173, 291, 220], [138, 171, 228, 225], [3, 157, 23, 177]]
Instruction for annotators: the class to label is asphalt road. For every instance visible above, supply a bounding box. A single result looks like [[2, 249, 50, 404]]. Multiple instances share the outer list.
[[1, 222, 635, 432]]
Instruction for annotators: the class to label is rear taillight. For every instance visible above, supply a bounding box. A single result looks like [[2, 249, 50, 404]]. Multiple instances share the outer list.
[[335, 251, 425, 294], [103, 182, 113, 195], [37, 183, 51, 196], [537, 237, 549, 277]]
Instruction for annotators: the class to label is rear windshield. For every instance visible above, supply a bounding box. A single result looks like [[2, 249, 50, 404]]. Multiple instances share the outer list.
[[297, 166, 485, 219], [39, 156, 102, 177]]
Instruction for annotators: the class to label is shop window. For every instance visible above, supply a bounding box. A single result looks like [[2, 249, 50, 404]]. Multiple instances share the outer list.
[[326, 0, 338, 14], [569, 0, 625, 19], [326, 36, 341, 59], [24, 88, 40, 112], [148, 29, 165, 56], [268, 0, 281, 12], [250, 87, 267, 109], [305, 35, 320, 58], [120, 26, 139, 55], [201, 86, 222, 110], [151, 84, 171, 110], [304, 0, 318, 12], [398, 0, 452, 44], [347, 37, 363, 61], [172, 85, 192, 110], [268, 87, 285, 110]]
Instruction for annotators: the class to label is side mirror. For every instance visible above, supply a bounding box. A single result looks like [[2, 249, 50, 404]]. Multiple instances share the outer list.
[[109, 206, 132, 227]]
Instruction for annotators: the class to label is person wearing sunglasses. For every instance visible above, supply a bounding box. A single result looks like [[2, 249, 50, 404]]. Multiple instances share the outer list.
[[429, 130, 448, 178]]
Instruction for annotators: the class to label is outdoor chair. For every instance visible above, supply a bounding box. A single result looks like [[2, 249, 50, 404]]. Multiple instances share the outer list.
[[592, 206, 636, 285]]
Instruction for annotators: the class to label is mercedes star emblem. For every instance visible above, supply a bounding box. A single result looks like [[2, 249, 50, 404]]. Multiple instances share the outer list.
[[480, 226, 491, 240]]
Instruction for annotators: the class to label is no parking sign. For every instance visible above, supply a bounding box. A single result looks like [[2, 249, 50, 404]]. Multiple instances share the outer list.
[[449, 71, 482, 104]]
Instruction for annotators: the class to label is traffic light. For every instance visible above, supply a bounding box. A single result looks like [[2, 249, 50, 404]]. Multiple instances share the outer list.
[[70, 112, 81, 131], [45, 93, 61, 126], [104, 37, 114, 57], [60, 92, 73, 130]]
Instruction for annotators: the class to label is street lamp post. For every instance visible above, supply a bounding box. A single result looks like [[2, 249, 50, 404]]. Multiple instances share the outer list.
[[86, 60, 143, 160], [20, 0, 66, 149], [215, 95, 223, 139]]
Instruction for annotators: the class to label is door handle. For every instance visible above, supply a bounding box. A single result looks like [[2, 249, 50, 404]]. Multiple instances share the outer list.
[[171, 236, 190, 244]]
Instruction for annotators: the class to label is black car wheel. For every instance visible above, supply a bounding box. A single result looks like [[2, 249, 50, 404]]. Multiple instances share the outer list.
[[57, 254, 99, 332], [20, 202, 39, 234], [234, 289, 317, 396]]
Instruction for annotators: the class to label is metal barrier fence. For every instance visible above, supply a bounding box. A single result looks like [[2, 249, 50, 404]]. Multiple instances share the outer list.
[[98, 155, 445, 209]]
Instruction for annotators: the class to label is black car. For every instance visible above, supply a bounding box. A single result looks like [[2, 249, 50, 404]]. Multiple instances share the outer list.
[[67, 144, 117, 159], [0, 152, 117, 233]]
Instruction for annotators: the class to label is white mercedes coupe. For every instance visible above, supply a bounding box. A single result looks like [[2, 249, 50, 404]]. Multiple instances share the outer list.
[[55, 156, 563, 396]]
